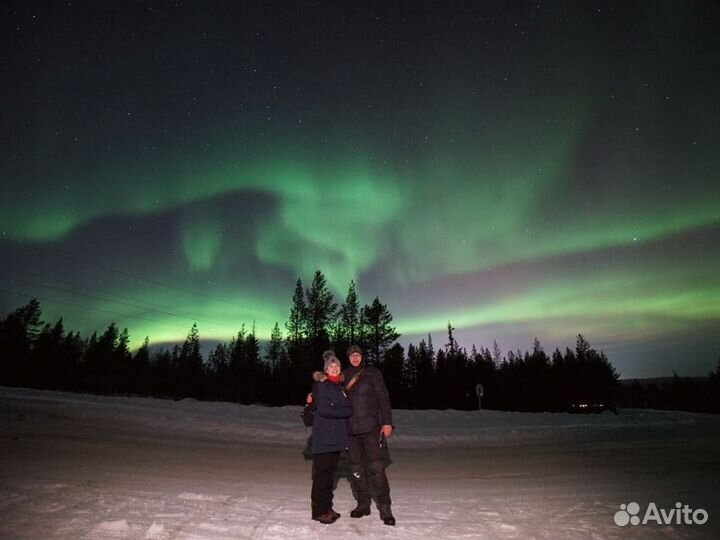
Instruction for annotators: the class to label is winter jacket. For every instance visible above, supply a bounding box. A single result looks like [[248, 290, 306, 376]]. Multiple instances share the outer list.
[[343, 364, 393, 435], [311, 372, 353, 454]]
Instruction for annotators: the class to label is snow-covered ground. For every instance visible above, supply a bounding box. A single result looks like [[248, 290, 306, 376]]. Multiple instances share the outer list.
[[0, 387, 718, 540]]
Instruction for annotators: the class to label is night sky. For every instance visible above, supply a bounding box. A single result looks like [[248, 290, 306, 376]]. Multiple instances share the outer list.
[[2, 1, 718, 378]]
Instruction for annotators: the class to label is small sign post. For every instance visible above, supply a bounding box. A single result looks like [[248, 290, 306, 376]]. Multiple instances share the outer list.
[[475, 383, 484, 410]]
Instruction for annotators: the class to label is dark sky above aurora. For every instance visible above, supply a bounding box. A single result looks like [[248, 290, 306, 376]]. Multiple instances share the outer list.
[[1, 1, 719, 378]]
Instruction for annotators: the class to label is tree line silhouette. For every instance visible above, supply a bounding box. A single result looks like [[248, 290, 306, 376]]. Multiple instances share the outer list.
[[1, 270, 717, 413], [616, 370, 720, 414]]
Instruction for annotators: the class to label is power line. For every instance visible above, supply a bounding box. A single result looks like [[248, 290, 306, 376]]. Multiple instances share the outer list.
[[0, 288, 196, 332], [0, 267, 246, 330], [0, 236, 281, 319]]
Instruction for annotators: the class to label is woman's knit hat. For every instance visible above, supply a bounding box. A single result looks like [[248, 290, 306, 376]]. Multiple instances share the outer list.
[[323, 350, 341, 371]]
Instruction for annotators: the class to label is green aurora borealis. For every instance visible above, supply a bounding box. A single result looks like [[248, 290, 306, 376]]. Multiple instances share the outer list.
[[1, 1, 719, 377]]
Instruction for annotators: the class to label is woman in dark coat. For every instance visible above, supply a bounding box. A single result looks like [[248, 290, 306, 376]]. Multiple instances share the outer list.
[[310, 350, 353, 524]]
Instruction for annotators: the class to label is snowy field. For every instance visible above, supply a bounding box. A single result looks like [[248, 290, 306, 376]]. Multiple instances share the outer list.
[[0, 387, 718, 540]]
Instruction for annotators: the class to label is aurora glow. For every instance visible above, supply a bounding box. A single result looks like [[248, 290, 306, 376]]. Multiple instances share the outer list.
[[1, 1, 718, 377]]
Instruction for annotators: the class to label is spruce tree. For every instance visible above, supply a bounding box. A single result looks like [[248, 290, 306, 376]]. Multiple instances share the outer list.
[[244, 323, 262, 403], [405, 342, 419, 407], [207, 342, 231, 401], [285, 278, 308, 404], [383, 342, 406, 408], [30, 318, 65, 389], [305, 270, 337, 365], [360, 297, 399, 366], [230, 325, 247, 403], [266, 322, 288, 404], [286, 278, 307, 346], [0, 298, 43, 386], [179, 323, 203, 399], [133, 337, 151, 395], [335, 279, 360, 355], [415, 336, 435, 408]]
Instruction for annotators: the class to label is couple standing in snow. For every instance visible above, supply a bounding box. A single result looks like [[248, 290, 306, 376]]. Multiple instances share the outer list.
[[308, 344, 396, 526]]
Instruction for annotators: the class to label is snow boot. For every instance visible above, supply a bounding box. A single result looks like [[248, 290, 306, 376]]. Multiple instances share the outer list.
[[378, 504, 395, 526], [313, 510, 338, 524], [350, 503, 371, 518]]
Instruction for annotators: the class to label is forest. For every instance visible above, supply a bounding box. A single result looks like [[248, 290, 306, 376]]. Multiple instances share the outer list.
[[1, 270, 718, 413]]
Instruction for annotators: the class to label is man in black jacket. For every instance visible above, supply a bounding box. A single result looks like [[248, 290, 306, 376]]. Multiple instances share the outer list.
[[343, 344, 396, 526]]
